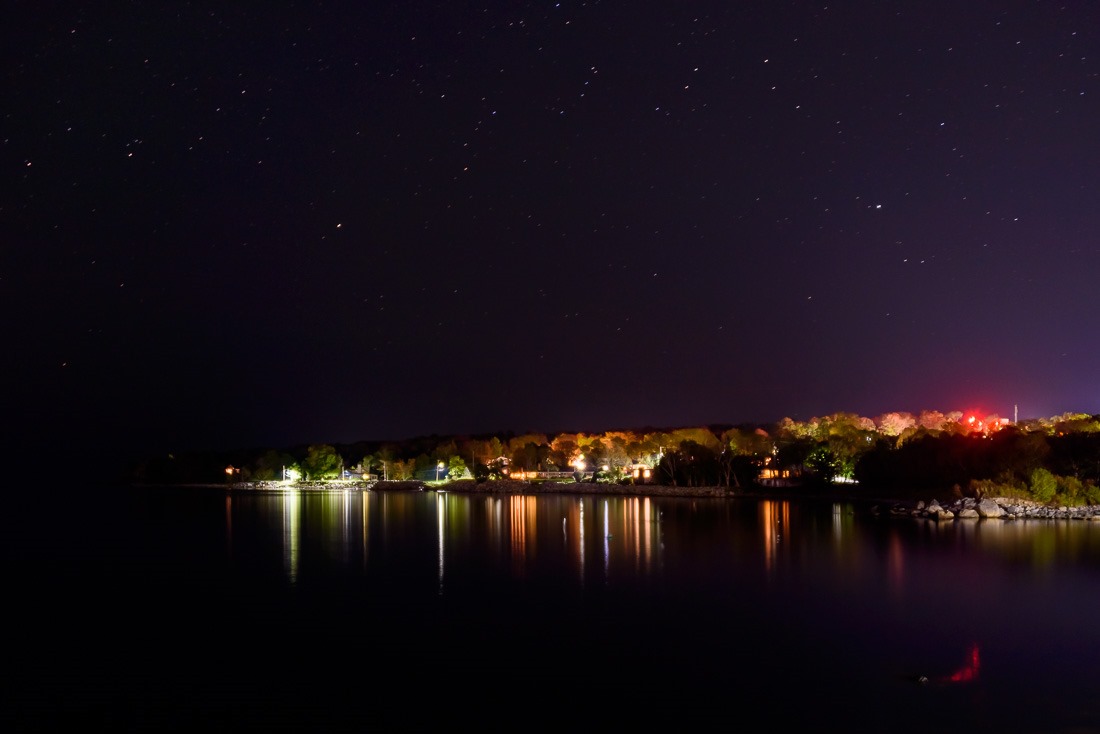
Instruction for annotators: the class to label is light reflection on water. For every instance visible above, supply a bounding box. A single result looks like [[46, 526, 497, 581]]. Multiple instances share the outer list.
[[8, 487, 1100, 732], [211, 490, 1099, 732], [223, 489, 1100, 598], [283, 488, 299, 584], [244, 490, 681, 591]]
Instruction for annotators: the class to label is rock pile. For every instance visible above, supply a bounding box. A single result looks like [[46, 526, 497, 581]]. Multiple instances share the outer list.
[[879, 496, 1100, 521]]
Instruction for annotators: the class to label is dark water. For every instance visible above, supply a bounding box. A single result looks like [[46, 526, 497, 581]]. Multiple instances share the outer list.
[[5, 486, 1100, 732]]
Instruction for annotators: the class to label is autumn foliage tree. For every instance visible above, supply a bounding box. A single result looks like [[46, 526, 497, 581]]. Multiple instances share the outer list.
[[130, 409, 1100, 502]]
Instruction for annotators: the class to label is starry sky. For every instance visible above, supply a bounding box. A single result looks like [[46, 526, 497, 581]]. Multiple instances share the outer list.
[[5, 2, 1099, 467]]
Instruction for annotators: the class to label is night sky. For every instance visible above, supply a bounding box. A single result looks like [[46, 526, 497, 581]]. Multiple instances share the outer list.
[[5, 2, 1099, 466]]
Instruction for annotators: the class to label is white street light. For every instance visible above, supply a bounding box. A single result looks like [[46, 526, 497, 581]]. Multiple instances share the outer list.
[[436, 461, 445, 482]]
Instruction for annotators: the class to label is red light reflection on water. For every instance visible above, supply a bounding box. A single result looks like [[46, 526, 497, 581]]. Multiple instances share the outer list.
[[922, 642, 980, 685], [943, 642, 981, 683]]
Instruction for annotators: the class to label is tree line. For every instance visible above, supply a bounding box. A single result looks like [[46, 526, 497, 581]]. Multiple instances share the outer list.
[[128, 410, 1100, 505]]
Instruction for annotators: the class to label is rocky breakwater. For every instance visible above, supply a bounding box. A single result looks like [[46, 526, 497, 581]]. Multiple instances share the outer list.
[[880, 497, 1100, 522]]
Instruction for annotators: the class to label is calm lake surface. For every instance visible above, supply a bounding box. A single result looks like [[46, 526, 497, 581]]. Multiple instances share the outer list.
[[6, 486, 1100, 732]]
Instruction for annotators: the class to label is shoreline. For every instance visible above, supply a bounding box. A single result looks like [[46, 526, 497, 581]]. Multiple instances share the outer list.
[[175, 478, 1100, 521]]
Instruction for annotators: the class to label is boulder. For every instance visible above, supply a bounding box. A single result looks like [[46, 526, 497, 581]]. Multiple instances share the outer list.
[[977, 499, 1006, 518]]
